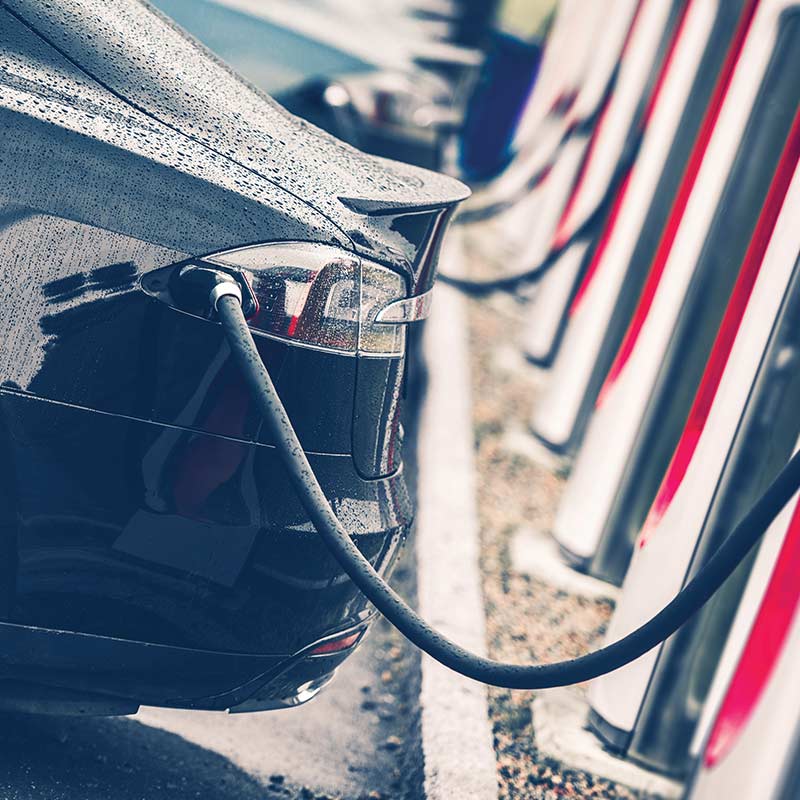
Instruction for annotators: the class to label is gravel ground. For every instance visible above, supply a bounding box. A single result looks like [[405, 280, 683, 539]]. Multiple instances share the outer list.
[[466, 291, 656, 800]]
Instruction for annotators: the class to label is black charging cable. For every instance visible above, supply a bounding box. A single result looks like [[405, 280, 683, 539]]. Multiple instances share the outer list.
[[212, 286, 800, 689], [437, 245, 562, 296]]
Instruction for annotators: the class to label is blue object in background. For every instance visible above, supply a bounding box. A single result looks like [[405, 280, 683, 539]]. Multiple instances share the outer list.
[[459, 0, 557, 182], [458, 30, 544, 181]]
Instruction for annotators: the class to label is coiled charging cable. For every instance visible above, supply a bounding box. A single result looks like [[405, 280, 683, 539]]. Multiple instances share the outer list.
[[214, 288, 800, 689]]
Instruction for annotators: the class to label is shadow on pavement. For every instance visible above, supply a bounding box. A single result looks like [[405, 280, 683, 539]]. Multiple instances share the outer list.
[[0, 711, 271, 800]]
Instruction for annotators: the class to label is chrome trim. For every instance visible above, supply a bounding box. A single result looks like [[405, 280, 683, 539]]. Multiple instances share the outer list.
[[375, 288, 434, 324], [228, 674, 336, 713]]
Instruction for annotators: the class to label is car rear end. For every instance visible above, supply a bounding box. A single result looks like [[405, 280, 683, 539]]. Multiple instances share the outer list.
[[0, 0, 468, 714]]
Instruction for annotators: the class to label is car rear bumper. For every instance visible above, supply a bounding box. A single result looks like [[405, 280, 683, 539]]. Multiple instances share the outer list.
[[0, 389, 411, 707], [0, 617, 368, 715]]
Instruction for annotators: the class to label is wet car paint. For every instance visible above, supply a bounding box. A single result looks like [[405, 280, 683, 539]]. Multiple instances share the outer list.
[[0, 0, 467, 711], [4, 0, 468, 281], [146, 0, 457, 169]]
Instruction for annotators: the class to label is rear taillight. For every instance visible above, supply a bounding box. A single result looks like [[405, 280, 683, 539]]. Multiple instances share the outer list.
[[308, 630, 362, 656], [142, 242, 413, 356], [208, 242, 409, 357]]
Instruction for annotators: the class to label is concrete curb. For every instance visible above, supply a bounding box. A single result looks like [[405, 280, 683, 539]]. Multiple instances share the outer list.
[[416, 238, 498, 800]]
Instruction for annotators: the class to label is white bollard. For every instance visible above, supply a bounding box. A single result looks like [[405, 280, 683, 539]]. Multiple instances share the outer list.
[[521, 0, 677, 366], [530, 0, 732, 452], [588, 71, 800, 774], [686, 481, 800, 800], [552, 0, 789, 582]]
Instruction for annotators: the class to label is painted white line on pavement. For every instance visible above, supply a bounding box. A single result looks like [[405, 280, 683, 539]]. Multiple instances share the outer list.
[[416, 235, 498, 800]]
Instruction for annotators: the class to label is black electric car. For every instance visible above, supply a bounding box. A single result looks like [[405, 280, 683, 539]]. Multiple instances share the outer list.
[[0, 0, 467, 714]]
